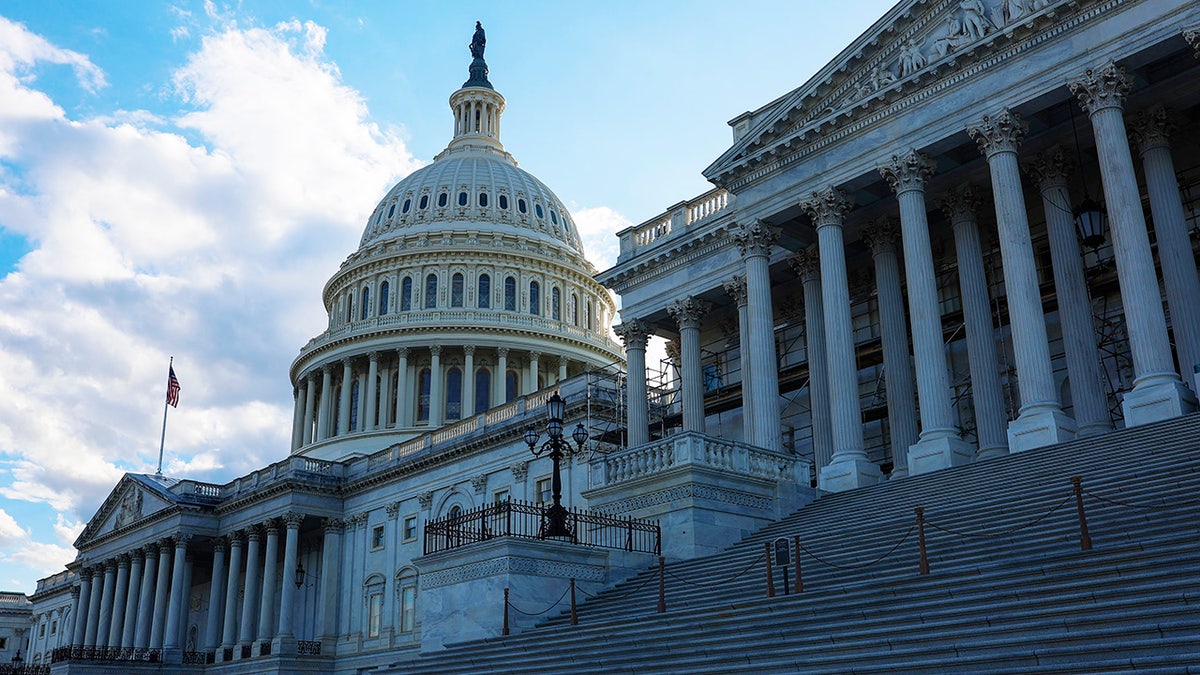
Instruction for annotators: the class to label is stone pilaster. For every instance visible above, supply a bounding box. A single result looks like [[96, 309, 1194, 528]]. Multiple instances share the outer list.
[[614, 319, 652, 448]]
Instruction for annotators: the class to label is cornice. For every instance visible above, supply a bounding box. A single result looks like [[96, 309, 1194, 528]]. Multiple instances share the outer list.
[[600, 219, 739, 293]]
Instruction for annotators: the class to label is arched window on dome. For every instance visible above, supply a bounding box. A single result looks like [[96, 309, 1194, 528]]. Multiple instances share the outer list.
[[475, 368, 491, 413], [478, 192, 488, 207], [350, 379, 361, 431], [438, 192, 448, 208], [446, 367, 462, 421], [387, 203, 396, 218], [451, 273, 464, 307], [417, 368, 431, 422], [551, 287, 561, 321], [361, 287, 370, 321], [401, 277, 412, 311], [477, 274, 491, 309], [535, 203, 544, 219], [402, 198, 411, 214], [505, 370, 519, 403], [379, 280, 390, 316], [419, 194, 429, 210], [425, 274, 438, 309], [517, 198, 527, 214], [529, 281, 540, 316], [570, 292, 579, 326], [586, 300, 594, 331], [504, 276, 517, 311], [550, 210, 558, 225], [458, 191, 468, 206], [498, 195, 509, 210]]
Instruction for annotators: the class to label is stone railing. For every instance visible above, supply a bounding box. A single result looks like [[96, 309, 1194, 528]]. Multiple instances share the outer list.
[[589, 431, 805, 488], [617, 188, 732, 262]]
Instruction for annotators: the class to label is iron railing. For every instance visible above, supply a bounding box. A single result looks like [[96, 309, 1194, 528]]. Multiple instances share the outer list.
[[50, 646, 160, 663], [297, 640, 322, 655], [424, 499, 660, 555], [0, 665, 50, 675]]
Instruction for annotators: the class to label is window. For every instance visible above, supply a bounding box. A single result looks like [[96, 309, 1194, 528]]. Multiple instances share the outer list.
[[417, 368, 431, 422], [550, 210, 558, 225], [438, 192, 448, 207], [361, 287, 370, 320], [478, 192, 488, 207], [494, 488, 510, 503], [535, 477, 552, 504], [387, 203, 395, 218], [535, 203, 544, 219], [419, 194, 429, 209], [499, 194, 509, 210], [379, 280, 390, 316], [451, 273, 464, 307], [371, 524, 385, 550], [402, 198, 411, 214], [50, 619, 57, 635], [571, 292, 579, 325], [346, 294, 354, 323], [458, 191, 468, 206], [0, 637, 7, 650], [38, 622, 45, 638], [586, 300, 594, 330], [504, 276, 516, 311], [446, 367, 462, 420], [506, 370, 518, 403], [478, 274, 491, 308], [398, 575, 417, 633], [518, 198, 527, 214], [425, 274, 437, 309], [401, 277, 412, 311], [552, 287, 561, 321], [529, 281, 540, 316], [368, 592, 383, 638], [403, 515, 418, 542], [475, 368, 491, 413], [703, 363, 724, 392]]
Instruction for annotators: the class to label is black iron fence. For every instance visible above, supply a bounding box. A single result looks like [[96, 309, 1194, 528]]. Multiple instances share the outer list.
[[424, 499, 661, 555], [0, 666, 50, 675], [50, 646, 160, 663]]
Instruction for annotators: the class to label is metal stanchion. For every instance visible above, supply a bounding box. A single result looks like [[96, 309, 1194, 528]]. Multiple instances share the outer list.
[[502, 587, 510, 636], [657, 556, 666, 613], [569, 578, 578, 626], [916, 507, 930, 575], [1071, 476, 1093, 551], [793, 535, 803, 593]]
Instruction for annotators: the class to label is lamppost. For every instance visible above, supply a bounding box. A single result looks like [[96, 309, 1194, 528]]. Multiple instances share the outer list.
[[523, 392, 589, 540]]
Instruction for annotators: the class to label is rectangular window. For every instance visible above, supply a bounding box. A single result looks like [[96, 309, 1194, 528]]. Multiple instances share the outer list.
[[0, 637, 7, 650], [403, 515, 418, 542], [368, 593, 383, 638], [535, 477, 552, 505], [371, 524, 385, 550], [38, 623, 45, 638], [50, 620, 57, 635], [493, 488, 510, 504], [400, 585, 416, 633]]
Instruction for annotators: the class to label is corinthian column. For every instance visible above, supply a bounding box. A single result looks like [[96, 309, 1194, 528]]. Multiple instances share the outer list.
[[163, 535, 190, 651], [134, 546, 157, 649], [277, 513, 303, 638], [95, 560, 116, 649], [149, 540, 172, 649], [257, 521, 280, 641], [83, 567, 102, 648], [723, 275, 755, 446], [733, 220, 783, 451], [290, 384, 305, 451], [204, 539, 226, 651], [396, 348, 410, 426], [1070, 64, 1196, 424], [1023, 150, 1112, 436], [614, 319, 651, 447], [788, 249, 833, 473], [316, 365, 333, 441], [121, 550, 143, 649], [72, 569, 91, 647], [668, 296, 712, 434], [365, 352, 380, 431], [860, 218, 918, 477], [238, 528, 261, 647], [940, 185, 1011, 457], [1130, 106, 1200, 388], [429, 346, 443, 425], [302, 373, 316, 445], [803, 187, 882, 491], [968, 110, 1076, 449], [463, 345, 476, 417], [107, 556, 130, 648], [338, 359, 353, 434], [220, 534, 242, 651]]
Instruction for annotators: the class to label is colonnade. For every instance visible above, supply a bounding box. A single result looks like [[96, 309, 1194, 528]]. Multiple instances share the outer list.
[[292, 346, 572, 450], [616, 62, 1198, 493]]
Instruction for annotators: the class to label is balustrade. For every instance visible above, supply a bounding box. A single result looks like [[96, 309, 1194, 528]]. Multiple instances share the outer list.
[[593, 431, 804, 488]]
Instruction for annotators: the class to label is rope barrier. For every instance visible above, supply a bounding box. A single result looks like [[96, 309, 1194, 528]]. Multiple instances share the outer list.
[[505, 583, 573, 617], [924, 494, 1074, 538], [576, 567, 658, 601], [663, 551, 766, 589], [797, 525, 915, 570], [1082, 488, 1200, 510]]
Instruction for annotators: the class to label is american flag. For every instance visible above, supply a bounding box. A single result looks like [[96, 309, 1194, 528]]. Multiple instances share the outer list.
[[166, 366, 181, 408]]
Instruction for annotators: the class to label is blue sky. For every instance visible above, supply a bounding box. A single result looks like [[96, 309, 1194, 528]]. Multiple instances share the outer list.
[[0, 0, 894, 592]]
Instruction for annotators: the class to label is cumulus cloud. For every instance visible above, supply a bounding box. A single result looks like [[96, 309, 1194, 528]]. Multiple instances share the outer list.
[[0, 14, 419, 588], [571, 205, 631, 272]]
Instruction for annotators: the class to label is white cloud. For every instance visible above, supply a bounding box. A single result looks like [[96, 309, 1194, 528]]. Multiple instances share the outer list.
[[0, 16, 106, 92], [571, 205, 631, 272]]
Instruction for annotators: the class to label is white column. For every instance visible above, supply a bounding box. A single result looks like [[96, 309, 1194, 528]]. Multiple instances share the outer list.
[[277, 513, 302, 638], [163, 535, 190, 651], [365, 352, 380, 431], [85, 566, 103, 648], [803, 187, 883, 491], [558, 356, 568, 383], [149, 540, 172, 649], [527, 351, 540, 395], [316, 365, 333, 441], [940, 185, 1012, 457], [1131, 106, 1200, 388], [669, 296, 711, 434], [880, 150, 973, 473], [72, 569, 92, 647], [615, 320, 651, 447], [302, 373, 316, 445], [968, 110, 1077, 450], [338, 359, 353, 435], [463, 345, 476, 417], [861, 218, 919, 477], [120, 551, 142, 649], [290, 383, 305, 451], [379, 363, 392, 427], [220, 535, 242, 650], [204, 539, 226, 651], [789, 249, 834, 473], [734, 220, 783, 452], [257, 522, 279, 641], [238, 529, 261, 646], [496, 348, 509, 403], [723, 276, 755, 446], [1070, 64, 1196, 424], [396, 348, 410, 427], [318, 519, 343, 645], [134, 546, 157, 649], [429, 346, 444, 425], [107, 556, 129, 649], [1024, 150, 1113, 437], [94, 561, 116, 649]]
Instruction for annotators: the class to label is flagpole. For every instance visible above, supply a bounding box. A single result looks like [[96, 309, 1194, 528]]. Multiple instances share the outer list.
[[157, 356, 172, 478]]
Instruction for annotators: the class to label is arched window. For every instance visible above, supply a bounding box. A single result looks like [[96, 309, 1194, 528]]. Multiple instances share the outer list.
[[361, 287, 370, 320], [446, 367, 462, 420], [535, 203, 544, 219], [425, 274, 438, 309], [529, 281, 540, 316], [401, 277, 412, 311], [379, 280, 390, 316], [551, 287, 561, 321], [550, 210, 558, 225], [451, 273, 464, 307], [478, 274, 491, 308], [387, 203, 396, 218], [475, 368, 491, 413], [438, 192, 448, 208], [397, 569, 418, 633], [571, 292, 579, 326], [419, 194, 429, 209], [346, 293, 354, 324], [517, 198, 527, 214], [478, 192, 488, 207], [417, 368, 431, 422], [586, 300, 593, 330], [504, 276, 517, 311], [498, 194, 509, 210], [506, 370, 519, 403], [458, 191, 468, 206], [401, 198, 411, 213], [350, 380, 360, 431]]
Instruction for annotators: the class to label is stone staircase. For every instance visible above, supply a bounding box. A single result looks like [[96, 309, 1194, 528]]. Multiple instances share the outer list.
[[395, 413, 1200, 674]]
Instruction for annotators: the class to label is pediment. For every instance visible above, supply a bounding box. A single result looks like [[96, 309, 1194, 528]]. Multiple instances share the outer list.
[[705, 0, 1075, 185], [75, 474, 176, 548]]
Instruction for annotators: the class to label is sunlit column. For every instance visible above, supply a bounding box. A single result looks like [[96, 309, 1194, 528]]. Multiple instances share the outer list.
[[204, 539, 226, 651], [615, 320, 651, 447], [722, 276, 755, 446], [257, 522, 279, 641], [71, 568, 91, 647], [789, 248, 833, 473], [95, 561, 116, 648], [734, 220, 783, 452], [495, 348, 509, 404], [365, 352, 380, 431], [277, 513, 303, 638], [669, 296, 711, 434], [163, 535, 190, 650], [107, 556, 130, 649]]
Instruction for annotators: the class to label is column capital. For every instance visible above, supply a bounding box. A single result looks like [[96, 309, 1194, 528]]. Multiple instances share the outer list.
[[397, 346, 409, 358], [368, 351, 381, 363], [668, 296, 711, 330], [801, 187, 852, 228], [244, 526, 262, 543], [417, 491, 434, 509], [722, 275, 748, 307], [71, 586, 81, 600], [157, 539, 174, 554], [142, 543, 159, 559], [211, 537, 227, 553], [1128, 105, 1175, 154], [322, 517, 345, 533], [463, 344, 476, 357], [306, 370, 318, 384], [173, 533, 192, 548], [103, 559, 117, 572], [967, 109, 1028, 157], [262, 518, 280, 536], [1186, 26, 1200, 58], [878, 149, 935, 194], [614, 319, 651, 350], [226, 531, 243, 547], [731, 219, 779, 259], [558, 355, 568, 368], [510, 461, 529, 481], [385, 502, 401, 518], [470, 474, 488, 495], [1023, 146, 1073, 191], [787, 247, 820, 282], [430, 345, 442, 357], [528, 351, 540, 362], [860, 217, 900, 255], [1069, 62, 1130, 116], [320, 363, 334, 375], [116, 555, 130, 569], [938, 184, 984, 224], [496, 347, 509, 358], [283, 512, 304, 529]]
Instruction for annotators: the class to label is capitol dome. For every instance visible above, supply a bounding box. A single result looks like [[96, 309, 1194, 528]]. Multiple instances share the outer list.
[[286, 31, 624, 461]]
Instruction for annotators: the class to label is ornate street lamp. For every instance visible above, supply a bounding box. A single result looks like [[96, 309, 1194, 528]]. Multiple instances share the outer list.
[[523, 392, 589, 540], [294, 560, 305, 589]]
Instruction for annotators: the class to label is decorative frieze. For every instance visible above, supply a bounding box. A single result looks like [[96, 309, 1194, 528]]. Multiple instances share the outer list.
[[967, 109, 1028, 157], [1069, 61, 1130, 115]]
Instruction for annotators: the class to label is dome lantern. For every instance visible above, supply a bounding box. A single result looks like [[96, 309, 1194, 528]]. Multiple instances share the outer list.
[[447, 22, 505, 154]]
